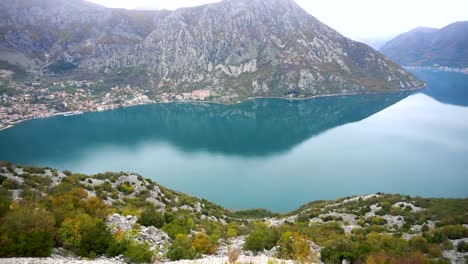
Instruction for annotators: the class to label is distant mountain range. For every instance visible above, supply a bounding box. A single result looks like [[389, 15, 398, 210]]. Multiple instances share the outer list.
[[380, 21, 468, 68], [0, 0, 422, 99]]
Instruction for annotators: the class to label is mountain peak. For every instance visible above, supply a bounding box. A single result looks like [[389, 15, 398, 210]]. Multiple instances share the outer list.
[[1, 0, 422, 99], [381, 21, 468, 67]]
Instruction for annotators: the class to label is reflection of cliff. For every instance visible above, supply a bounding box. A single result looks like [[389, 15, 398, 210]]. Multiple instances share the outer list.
[[0, 92, 412, 161], [409, 69, 468, 107]]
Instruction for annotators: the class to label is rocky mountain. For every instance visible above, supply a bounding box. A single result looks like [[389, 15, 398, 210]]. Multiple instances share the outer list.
[[0, 0, 422, 99], [380, 21, 468, 68]]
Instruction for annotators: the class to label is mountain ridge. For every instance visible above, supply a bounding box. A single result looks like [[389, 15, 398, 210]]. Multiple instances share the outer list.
[[0, 0, 422, 100], [380, 21, 468, 68]]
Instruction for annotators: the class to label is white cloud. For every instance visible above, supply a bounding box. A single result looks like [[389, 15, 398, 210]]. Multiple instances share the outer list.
[[86, 0, 468, 39]]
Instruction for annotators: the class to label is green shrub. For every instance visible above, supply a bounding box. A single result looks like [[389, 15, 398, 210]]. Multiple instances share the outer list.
[[2, 178, 19, 189], [167, 234, 196, 261], [138, 207, 165, 228], [162, 222, 190, 239], [322, 215, 344, 222], [107, 237, 130, 257], [0, 231, 53, 257], [409, 236, 429, 253], [58, 213, 112, 257], [243, 223, 278, 254], [0, 187, 10, 217], [366, 216, 388, 226], [79, 220, 112, 257], [0, 175, 7, 185], [0, 202, 56, 257], [458, 241, 468, 253], [124, 241, 155, 263], [229, 208, 279, 219], [439, 225, 468, 239], [117, 182, 134, 194], [320, 238, 356, 264]]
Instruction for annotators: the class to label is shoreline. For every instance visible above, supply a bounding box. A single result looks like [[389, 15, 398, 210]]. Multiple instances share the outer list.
[[0, 87, 424, 132], [405, 65, 468, 74]]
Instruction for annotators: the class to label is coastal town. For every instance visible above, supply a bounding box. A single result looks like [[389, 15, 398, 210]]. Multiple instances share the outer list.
[[0, 70, 213, 130]]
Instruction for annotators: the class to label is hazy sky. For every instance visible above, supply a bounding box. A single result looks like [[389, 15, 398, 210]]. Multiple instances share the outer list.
[[87, 0, 468, 40]]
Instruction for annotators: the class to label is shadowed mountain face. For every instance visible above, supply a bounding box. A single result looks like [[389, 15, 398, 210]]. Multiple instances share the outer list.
[[0, 0, 421, 97], [0, 91, 413, 162], [380, 22, 468, 67]]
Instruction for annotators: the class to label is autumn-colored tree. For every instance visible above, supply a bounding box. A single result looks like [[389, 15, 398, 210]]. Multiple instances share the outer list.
[[47, 187, 88, 224], [82, 196, 109, 219]]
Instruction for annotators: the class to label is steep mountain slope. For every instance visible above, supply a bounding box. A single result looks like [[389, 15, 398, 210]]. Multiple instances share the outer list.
[[380, 21, 468, 67], [0, 0, 422, 99]]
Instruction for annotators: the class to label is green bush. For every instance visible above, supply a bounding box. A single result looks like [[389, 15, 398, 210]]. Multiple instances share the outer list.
[[409, 236, 429, 253], [79, 220, 112, 257], [107, 237, 130, 257], [243, 223, 278, 254], [0, 202, 55, 257], [2, 178, 19, 189], [320, 238, 357, 264], [117, 182, 134, 194], [322, 215, 343, 222], [161, 214, 194, 239], [167, 234, 196, 261], [162, 222, 190, 239], [229, 208, 279, 219], [457, 241, 468, 253], [0, 231, 53, 257], [124, 241, 155, 263], [0, 175, 7, 185], [58, 213, 112, 257], [439, 225, 468, 239], [138, 207, 165, 228], [0, 187, 10, 217], [366, 216, 388, 226]]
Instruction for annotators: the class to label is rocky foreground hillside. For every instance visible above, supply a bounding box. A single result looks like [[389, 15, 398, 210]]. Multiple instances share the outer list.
[[380, 21, 468, 68], [0, 0, 422, 100], [0, 162, 467, 263]]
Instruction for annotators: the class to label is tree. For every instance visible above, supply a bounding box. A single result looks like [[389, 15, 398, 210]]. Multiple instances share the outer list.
[[79, 220, 112, 257], [47, 187, 88, 224], [82, 196, 109, 219], [2, 202, 55, 235], [0, 202, 55, 257], [58, 213, 112, 257], [58, 213, 95, 249]]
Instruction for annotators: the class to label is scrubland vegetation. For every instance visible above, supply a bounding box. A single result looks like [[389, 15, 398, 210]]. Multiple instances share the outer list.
[[0, 161, 467, 263]]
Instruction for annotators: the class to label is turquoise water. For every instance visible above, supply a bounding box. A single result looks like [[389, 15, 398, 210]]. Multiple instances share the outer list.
[[0, 69, 467, 212]]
